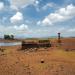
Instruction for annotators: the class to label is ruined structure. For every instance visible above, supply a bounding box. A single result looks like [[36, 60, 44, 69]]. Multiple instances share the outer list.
[[58, 33, 61, 43], [21, 40, 51, 50]]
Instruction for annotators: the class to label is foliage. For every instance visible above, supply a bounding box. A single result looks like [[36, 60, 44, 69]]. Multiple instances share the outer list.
[[4, 34, 14, 40]]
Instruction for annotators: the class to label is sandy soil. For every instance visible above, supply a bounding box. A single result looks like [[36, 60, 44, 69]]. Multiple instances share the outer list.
[[0, 38, 75, 75]]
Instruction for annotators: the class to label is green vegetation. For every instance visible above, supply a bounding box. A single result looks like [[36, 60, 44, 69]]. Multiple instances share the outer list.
[[4, 34, 14, 40]]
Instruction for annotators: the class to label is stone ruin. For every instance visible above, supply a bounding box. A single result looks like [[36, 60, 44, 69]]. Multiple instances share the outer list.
[[58, 33, 61, 44], [21, 40, 51, 50], [21, 33, 62, 50]]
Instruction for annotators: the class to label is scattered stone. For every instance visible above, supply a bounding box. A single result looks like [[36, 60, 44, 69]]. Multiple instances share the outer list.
[[0, 48, 5, 52], [16, 61, 19, 64], [40, 59, 44, 63], [65, 49, 69, 51]]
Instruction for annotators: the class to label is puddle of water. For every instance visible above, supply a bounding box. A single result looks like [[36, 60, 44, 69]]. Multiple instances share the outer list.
[[0, 42, 22, 46]]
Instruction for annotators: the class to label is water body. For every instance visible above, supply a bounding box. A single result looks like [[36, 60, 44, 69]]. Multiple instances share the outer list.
[[0, 42, 22, 46]]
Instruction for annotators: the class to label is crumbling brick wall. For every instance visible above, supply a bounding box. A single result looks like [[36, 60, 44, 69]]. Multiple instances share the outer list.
[[21, 40, 51, 50]]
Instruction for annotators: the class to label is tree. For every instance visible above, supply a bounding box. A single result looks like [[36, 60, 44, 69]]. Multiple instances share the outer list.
[[4, 35, 10, 39], [10, 35, 14, 39], [4, 34, 14, 40]]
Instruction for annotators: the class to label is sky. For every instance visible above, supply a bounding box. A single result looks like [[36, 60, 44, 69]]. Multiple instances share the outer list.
[[0, 0, 75, 38]]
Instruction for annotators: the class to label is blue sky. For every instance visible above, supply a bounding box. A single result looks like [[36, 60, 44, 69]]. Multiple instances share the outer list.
[[0, 0, 75, 38]]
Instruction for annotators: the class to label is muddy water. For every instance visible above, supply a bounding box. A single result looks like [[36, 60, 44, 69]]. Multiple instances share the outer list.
[[0, 42, 21, 46]]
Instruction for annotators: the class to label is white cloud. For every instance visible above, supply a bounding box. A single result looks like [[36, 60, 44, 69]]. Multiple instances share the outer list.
[[37, 21, 41, 25], [35, 0, 39, 5], [10, 0, 36, 8], [42, 18, 52, 25], [10, 0, 40, 12], [0, 2, 4, 11], [0, 25, 15, 34], [14, 24, 28, 31], [10, 12, 23, 23], [33, 0, 40, 12], [68, 28, 75, 32], [41, 4, 75, 26], [42, 3, 56, 10], [0, 24, 29, 34], [10, 5, 18, 11], [56, 27, 65, 33]]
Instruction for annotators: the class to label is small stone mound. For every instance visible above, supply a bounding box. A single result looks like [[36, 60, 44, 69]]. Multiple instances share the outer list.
[[40, 59, 44, 63]]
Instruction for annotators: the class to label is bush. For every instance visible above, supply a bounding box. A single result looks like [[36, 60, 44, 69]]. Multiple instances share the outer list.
[[4, 34, 14, 40]]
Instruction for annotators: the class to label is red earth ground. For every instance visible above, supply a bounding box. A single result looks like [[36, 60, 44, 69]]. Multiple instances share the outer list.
[[0, 38, 75, 75]]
